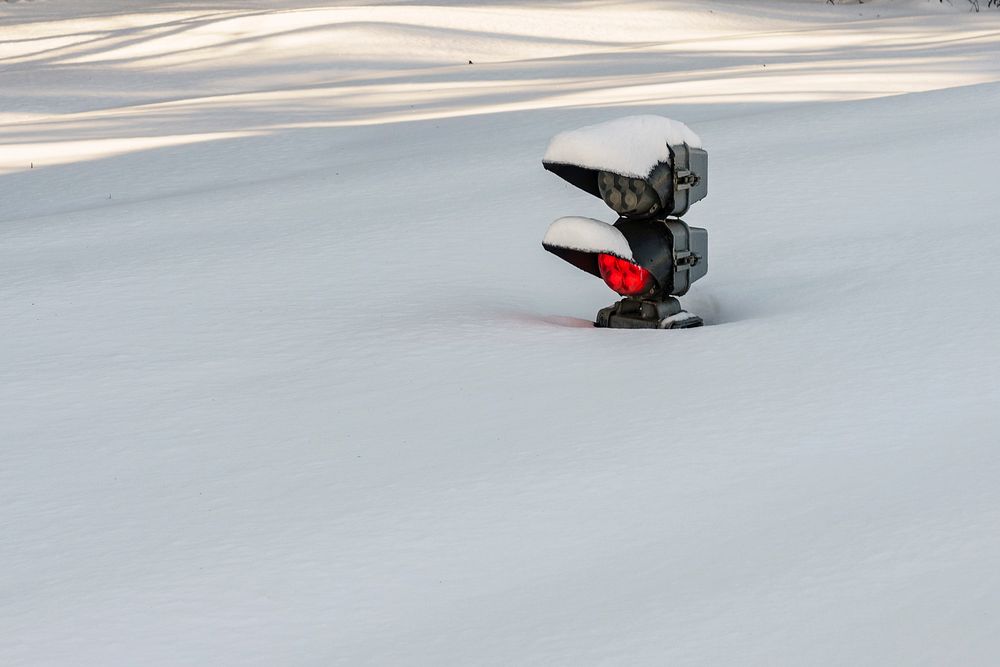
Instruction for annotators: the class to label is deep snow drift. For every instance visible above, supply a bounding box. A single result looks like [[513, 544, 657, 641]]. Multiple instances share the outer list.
[[2, 1, 1000, 665]]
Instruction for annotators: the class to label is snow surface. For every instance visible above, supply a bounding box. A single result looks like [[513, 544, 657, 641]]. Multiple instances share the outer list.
[[543, 115, 702, 178], [543, 216, 634, 261], [3, 1, 1000, 665]]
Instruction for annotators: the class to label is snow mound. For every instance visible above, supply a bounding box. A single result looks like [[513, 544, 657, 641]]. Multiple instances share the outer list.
[[5, 2, 1000, 665], [543, 115, 702, 179], [542, 216, 634, 259]]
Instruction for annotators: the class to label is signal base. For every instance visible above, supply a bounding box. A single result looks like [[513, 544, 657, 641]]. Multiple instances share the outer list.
[[595, 297, 703, 330]]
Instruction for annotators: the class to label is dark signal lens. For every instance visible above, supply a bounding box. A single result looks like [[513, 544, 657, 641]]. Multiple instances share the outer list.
[[597, 171, 659, 217], [597, 253, 653, 296]]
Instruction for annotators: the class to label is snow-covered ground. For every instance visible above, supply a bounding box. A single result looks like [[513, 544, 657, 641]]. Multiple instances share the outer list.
[[3, 1, 1000, 664]]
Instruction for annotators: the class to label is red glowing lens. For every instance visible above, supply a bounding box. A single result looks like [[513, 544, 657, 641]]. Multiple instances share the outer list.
[[597, 253, 653, 296]]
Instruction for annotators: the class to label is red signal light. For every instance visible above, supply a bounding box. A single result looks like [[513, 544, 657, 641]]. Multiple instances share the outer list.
[[597, 253, 653, 296]]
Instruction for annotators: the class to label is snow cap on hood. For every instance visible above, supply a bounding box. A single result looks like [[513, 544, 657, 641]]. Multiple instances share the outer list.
[[543, 115, 702, 179]]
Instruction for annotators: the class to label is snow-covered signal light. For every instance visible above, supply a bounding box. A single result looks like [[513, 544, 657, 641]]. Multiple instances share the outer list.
[[540, 116, 710, 329], [543, 118, 707, 220]]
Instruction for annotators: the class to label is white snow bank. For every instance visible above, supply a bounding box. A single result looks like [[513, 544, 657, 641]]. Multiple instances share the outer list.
[[5, 2, 1000, 666], [542, 216, 634, 259], [543, 115, 702, 179]]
